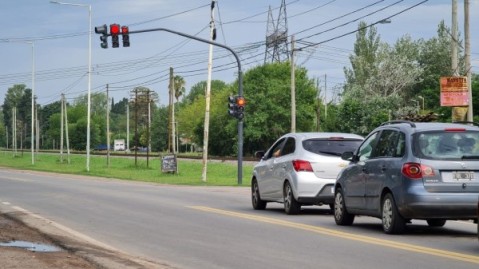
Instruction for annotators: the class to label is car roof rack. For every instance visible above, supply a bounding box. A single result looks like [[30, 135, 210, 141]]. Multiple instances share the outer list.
[[452, 121, 479, 127], [380, 120, 416, 128]]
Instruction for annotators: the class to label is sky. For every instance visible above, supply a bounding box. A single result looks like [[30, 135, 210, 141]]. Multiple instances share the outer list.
[[1, 0, 478, 108]]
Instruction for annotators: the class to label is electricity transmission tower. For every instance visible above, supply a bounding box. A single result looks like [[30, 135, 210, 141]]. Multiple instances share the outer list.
[[264, 0, 289, 63]]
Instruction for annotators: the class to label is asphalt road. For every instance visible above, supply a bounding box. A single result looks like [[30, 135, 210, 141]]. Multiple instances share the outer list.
[[0, 168, 477, 269]]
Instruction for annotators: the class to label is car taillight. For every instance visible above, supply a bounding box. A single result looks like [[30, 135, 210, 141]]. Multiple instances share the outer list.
[[292, 160, 313, 172], [445, 128, 466, 132], [401, 162, 435, 179]]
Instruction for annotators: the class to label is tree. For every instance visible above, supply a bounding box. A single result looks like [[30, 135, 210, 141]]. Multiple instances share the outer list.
[[2, 84, 31, 149], [39, 101, 62, 149], [339, 22, 423, 134], [240, 62, 317, 154], [182, 80, 227, 105], [177, 80, 229, 151], [344, 21, 381, 92], [151, 105, 168, 152], [415, 21, 460, 121], [173, 75, 186, 102]]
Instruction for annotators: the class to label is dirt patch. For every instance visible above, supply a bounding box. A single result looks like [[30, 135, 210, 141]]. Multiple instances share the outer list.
[[0, 213, 98, 269], [0, 211, 174, 269]]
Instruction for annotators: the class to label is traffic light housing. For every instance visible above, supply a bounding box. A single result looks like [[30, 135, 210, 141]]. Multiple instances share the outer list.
[[228, 96, 237, 117], [110, 23, 120, 48], [227, 95, 245, 120], [94, 24, 108, 49], [121, 26, 130, 47], [235, 96, 245, 120]]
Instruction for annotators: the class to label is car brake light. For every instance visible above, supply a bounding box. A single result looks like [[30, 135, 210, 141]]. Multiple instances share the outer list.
[[401, 162, 435, 179], [328, 137, 344, 140], [445, 128, 466, 132], [292, 160, 313, 172]]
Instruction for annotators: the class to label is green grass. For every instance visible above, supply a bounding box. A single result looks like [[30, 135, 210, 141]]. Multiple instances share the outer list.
[[0, 151, 254, 186]]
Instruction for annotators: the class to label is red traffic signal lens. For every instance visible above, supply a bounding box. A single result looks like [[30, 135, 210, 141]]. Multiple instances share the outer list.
[[121, 26, 129, 34], [110, 24, 120, 35]]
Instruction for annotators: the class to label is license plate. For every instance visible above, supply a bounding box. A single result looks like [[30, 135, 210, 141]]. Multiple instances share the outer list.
[[452, 171, 475, 181]]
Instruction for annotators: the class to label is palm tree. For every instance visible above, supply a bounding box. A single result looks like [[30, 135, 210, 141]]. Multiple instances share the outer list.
[[173, 75, 186, 102], [172, 75, 185, 153]]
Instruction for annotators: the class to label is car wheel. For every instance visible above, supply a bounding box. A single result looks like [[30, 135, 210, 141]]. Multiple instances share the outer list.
[[283, 181, 301, 215], [427, 219, 446, 227], [382, 193, 406, 234], [251, 179, 267, 210], [334, 188, 354, 225]]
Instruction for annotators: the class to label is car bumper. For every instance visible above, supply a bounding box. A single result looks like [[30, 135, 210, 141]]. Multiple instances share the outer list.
[[295, 173, 335, 204], [398, 193, 479, 220]]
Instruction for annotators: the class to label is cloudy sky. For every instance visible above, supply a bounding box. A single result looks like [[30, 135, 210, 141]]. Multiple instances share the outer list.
[[1, 0, 478, 107]]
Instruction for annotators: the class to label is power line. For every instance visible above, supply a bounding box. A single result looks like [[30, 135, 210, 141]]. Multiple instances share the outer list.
[[297, 0, 429, 50], [296, 0, 403, 42], [289, 0, 337, 19], [128, 4, 210, 27], [293, 0, 385, 36]]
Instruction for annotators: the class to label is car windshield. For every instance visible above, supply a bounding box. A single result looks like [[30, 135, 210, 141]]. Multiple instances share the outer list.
[[414, 130, 479, 160], [303, 138, 363, 156]]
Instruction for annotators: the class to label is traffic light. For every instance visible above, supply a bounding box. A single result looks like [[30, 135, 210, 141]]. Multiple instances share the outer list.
[[110, 23, 120, 48], [228, 96, 237, 117], [227, 95, 245, 120], [94, 24, 108, 49], [121, 26, 130, 47], [235, 96, 245, 120]]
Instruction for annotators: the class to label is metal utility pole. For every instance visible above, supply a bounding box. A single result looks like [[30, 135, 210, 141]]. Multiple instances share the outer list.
[[64, 96, 70, 164], [12, 107, 17, 156], [324, 74, 328, 119], [168, 67, 176, 153], [106, 84, 110, 167], [60, 95, 64, 163], [35, 98, 39, 154], [464, 0, 473, 121], [316, 78, 321, 131], [126, 103, 130, 151], [290, 35, 296, 133], [30, 41, 35, 165], [202, 0, 216, 182]]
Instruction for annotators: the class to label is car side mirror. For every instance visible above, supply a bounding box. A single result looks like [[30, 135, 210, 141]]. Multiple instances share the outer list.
[[341, 151, 354, 161], [255, 150, 265, 159]]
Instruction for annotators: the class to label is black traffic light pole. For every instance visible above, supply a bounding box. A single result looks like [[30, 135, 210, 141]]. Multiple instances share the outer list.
[[110, 27, 244, 185]]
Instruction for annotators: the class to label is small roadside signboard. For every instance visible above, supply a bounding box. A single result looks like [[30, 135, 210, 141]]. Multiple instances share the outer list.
[[161, 154, 178, 174], [440, 76, 469, 106]]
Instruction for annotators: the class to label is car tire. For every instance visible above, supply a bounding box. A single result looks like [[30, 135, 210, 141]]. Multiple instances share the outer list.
[[334, 188, 355, 225], [382, 193, 406, 234], [283, 181, 301, 215], [427, 219, 446, 227], [251, 179, 267, 210]]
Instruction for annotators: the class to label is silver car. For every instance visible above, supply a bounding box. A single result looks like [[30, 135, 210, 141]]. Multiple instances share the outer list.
[[334, 121, 479, 234], [251, 132, 364, 214]]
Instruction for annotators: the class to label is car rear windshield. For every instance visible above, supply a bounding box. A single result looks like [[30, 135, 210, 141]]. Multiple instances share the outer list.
[[414, 130, 479, 160], [303, 138, 363, 156]]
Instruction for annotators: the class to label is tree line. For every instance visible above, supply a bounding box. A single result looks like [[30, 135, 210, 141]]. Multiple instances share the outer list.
[[1, 21, 477, 157]]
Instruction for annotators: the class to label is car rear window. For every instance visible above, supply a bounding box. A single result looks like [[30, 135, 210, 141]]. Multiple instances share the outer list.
[[414, 130, 479, 160], [303, 138, 363, 156]]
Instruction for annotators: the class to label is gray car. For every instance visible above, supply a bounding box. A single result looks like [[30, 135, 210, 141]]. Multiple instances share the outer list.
[[334, 121, 479, 234], [251, 132, 364, 214]]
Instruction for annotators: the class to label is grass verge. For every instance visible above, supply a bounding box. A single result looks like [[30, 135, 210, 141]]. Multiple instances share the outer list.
[[0, 151, 254, 186]]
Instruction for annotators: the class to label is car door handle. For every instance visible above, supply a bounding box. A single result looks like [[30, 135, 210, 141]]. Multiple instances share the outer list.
[[380, 165, 387, 172], [362, 167, 368, 174]]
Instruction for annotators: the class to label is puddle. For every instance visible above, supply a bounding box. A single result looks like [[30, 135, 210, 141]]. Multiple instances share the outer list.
[[0, 240, 62, 252]]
